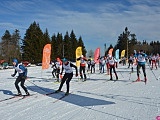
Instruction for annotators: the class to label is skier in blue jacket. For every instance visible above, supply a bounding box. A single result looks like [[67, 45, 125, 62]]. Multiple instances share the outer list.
[[135, 50, 147, 83], [11, 58, 30, 96]]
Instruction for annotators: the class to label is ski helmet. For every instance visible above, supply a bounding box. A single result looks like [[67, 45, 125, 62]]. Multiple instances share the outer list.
[[12, 58, 18, 64]]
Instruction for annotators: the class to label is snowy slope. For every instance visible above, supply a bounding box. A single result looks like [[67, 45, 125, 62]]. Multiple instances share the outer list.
[[0, 63, 160, 120]]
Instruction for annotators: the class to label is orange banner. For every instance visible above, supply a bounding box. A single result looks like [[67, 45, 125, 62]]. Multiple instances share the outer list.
[[42, 44, 51, 69], [108, 48, 113, 56]]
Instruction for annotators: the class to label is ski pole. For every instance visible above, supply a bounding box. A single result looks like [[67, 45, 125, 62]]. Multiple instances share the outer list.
[[119, 71, 124, 78], [87, 71, 90, 79], [147, 63, 158, 80], [129, 72, 132, 80], [150, 69, 158, 80], [129, 66, 134, 80]]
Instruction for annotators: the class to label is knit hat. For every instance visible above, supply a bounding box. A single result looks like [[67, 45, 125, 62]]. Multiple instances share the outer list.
[[12, 58, 18, 65], [13, 58, 18, 63], [62, 58, 68, 62]]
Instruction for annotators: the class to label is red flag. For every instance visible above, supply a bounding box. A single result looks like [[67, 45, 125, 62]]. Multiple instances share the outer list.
[[94, 47, 100, 63], [42, 44, 51, 69]]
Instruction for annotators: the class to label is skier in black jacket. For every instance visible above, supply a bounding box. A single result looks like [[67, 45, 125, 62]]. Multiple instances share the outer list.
[[55, 58, 78, 95]]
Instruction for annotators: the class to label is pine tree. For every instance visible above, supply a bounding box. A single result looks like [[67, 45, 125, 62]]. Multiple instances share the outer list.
[[63, 31, 71, 59], [1, 30, 12, 62], [56, 33, 63, 58], [0, 29, 21, 63], [10, 29, 21, 62], [69, 30, 78, 60], [43, 29, 51, 45], [22, 21, 44, 63], [116, 27, 130, 58], [77, 36, 87, 57], [51, 34, 57, 61]]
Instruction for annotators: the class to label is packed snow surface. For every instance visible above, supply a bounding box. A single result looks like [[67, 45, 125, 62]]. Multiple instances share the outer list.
[[0, 63, 160, 120]]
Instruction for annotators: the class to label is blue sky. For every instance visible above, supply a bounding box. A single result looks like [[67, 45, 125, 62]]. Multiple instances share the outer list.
[[0, 0, 160, 54]]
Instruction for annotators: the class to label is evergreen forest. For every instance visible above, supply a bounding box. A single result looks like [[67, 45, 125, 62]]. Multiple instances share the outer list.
[[0, 21, 159, 64]]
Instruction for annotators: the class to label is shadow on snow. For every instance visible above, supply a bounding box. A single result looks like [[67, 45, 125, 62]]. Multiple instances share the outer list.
[[27, 85, 115, 107], [0, 89, 14, 95], [77, 91, 160, 107]]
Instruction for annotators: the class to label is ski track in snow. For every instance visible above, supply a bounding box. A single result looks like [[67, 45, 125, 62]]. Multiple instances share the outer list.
[[0, 64, 160, 120]]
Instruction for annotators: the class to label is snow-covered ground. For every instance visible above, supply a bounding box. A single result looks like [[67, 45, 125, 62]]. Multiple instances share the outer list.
[[0, 63, 160, 120]]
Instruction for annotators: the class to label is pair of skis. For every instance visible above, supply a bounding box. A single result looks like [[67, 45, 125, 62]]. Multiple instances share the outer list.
[[0, 91, 71, 103], [0, 94, 32, 103], [128, 71, 147, 84], [125, 78, 147, 85], [45, 91, 71, 96], [45, 91, 72, 103], [106, 79, 118, 82], [132, 79, 147, 84]]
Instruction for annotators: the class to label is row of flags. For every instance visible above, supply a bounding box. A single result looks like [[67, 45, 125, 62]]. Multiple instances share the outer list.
[[41, 44, 126, 69]]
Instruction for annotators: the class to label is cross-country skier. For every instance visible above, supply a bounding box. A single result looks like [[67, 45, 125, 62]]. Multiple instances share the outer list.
[[51, 61, 57, 78], [87, 56, 92, 72], [122, 57, 127, 66], [135, 50, 147, 83], [151, 54, 157, 70], [99, 56, 106, 73], [77, 55, 87, 81], [128, 54, 135, 72], [55, 58, 78, 95], [55, 58, 61, 82], [107, 55, 118, 80], [90, 59, 96, 73], [11, 58, 30, 96], [156, 53, 160, 67], [105, 55, 110, 75]]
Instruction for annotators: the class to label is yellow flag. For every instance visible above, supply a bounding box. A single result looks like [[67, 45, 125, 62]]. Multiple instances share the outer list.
[[121, 50, 125, 58], [76, 46, 82, 67]]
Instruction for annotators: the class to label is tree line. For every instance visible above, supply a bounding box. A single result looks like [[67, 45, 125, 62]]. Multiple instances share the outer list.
[[0, 21, 87, 64], [106, 27, 160, 58], [0, 22, 160, 64]]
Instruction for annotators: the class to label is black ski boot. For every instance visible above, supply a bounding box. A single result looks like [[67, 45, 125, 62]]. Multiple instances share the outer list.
[[16, 92, 22, 96], [131, 67, 133, 72], [26, 92, 30, 96], [55, 90, 61, 93], [110, 74, 113, 80], [65, 92, 69, 96]]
